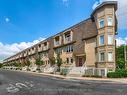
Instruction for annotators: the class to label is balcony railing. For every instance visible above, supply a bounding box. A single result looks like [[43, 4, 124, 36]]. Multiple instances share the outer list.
[[64, 37, 72, 43], [54, 41, 60, 47], [43, 46, 49, 51]]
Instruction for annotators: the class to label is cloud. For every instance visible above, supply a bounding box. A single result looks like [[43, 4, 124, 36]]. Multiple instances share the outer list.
[[62, 0, 69, 7], [116, 37, 127, 46], [92, 0, 127, 29], [0, 37, 45, 62], [5, 17, 10, 22]]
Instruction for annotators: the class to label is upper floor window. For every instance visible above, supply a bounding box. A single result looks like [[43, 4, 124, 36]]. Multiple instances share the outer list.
[[54, 36, 61, 46], [108, 35, 113, 45], [99, 35, 104, 45], [107, 17, 113, 26], [64, 31, 72, 43], [99, 52, 105, 62], [99, 19, 104, 28], [108, 52, 113, 62], [55, 48, 62, 54]]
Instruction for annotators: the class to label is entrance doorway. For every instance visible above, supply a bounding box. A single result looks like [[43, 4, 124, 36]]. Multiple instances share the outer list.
[[78, 57, 83, 67]]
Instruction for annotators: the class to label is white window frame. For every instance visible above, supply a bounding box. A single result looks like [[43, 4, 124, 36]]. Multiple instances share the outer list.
[[108, 52, 113, 62], [99, 35, 104, 45], [99, 52, 105, 62], [108, 35, 113, 45], [107, 17, 113, 26], [99, 19, 104, 28]]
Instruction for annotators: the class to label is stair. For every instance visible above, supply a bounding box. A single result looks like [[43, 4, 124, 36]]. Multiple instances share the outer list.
[[67, 67, 84, 77]]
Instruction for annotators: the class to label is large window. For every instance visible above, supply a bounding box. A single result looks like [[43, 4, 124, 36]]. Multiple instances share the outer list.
[[107, 17, 113, 26], [99, 35, 104, 45], [108, 35, 113, 45], [108, 52, 113, 62], [64, 45, 73, 53], [99, 19, 104, 28], [99, 52, 105, 62]]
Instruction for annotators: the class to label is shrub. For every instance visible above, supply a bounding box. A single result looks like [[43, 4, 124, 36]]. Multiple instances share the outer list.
[[60, 68, 68, 76], [107, 69, 127, 78]]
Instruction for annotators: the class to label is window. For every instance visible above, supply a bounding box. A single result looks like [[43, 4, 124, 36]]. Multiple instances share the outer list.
[[107, 17, 113, 26], [64, 45, 73, 53], [99, 19, 104, 28], [99, 35, 104, 45], [71, 58, 73, 63], [108, 35, 113, 45], [55, 48, 62, 54], [108, 52, 113, 62], [66, 58, 69, 64], [99, 52, 105, 62]]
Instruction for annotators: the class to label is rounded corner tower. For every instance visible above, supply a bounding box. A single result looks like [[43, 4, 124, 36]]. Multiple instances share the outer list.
[[91, 1, 118, 72]]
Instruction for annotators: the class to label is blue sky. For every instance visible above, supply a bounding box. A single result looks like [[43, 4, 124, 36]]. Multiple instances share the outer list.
[[0, 0, 95, 44], [0, 0, 127, 61]]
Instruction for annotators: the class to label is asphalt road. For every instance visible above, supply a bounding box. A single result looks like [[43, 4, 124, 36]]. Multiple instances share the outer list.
[[0, 69, 127, 95]]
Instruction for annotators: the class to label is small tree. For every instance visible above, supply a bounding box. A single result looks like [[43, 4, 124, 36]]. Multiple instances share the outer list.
[[0, 63, 3, 68], [49, 57, 56, 66], [35, 55, 44, 72], [25, 59, 31, 71], [56, 54, 62, 72]]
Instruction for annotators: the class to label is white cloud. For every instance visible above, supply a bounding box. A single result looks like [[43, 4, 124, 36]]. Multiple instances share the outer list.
[[5, 17, 10, 22], [62, 0, 69, 7], [0, 37, 45, 62], [92, 0, 127, 29], [116, 37, 127, 46]]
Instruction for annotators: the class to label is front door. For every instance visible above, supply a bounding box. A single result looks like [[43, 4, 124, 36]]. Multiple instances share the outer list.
[[78, 57, 83, 67]]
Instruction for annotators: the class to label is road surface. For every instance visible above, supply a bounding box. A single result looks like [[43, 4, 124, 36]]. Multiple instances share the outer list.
[[0, 69, 127, 95]]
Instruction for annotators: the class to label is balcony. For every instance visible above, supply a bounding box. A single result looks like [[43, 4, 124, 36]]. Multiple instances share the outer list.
[[64, 31, 73, 44], [38, 44, 43, 52], [23, 51, 28, 57], [43, 42, 49, 51], [54, 36, 61, 47], [31, 47, 36, 54]]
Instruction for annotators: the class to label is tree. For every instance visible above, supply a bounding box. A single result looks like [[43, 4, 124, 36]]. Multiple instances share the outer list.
[[56, 54, 63, 72], [35, 55, 44, 72], [116, 45, 127, 69], [0, 63, 3, 68], [49, 57, 56, 66], [25, 59, 31, 71]]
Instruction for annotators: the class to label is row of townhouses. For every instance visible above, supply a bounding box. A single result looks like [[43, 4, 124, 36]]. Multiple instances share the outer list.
[[3, 1, 117, 76]]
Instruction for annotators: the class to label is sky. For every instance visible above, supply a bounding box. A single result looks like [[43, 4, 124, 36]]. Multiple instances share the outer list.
[[0, 0, 127, 62]]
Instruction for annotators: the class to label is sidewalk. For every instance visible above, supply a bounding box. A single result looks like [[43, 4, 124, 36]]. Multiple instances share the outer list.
[[17, 70, 127, 84]]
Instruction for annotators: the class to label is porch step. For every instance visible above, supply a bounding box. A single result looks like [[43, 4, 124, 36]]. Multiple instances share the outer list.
[[67, 67, 84, 77]]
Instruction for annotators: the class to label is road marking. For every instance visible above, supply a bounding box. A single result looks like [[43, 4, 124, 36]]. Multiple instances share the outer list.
[[6, 82, 34, 93], [6, 84, 19, 93], [16, 83, 29, 89]]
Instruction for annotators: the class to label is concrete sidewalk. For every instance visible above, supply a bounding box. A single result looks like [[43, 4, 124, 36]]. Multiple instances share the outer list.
[[15, 70, 127, 84]]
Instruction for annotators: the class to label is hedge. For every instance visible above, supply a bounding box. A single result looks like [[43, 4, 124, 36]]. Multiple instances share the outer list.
[[107, 69, 127, 78]]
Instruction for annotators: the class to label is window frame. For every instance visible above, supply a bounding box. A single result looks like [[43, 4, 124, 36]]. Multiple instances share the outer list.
[[99, 18, 104, 28], [99, 35, 104, 45], [108, 52, 113, 62], [107, 17, 113, 26], [99, 52, 105, 62], [108, 34, 113, 45]]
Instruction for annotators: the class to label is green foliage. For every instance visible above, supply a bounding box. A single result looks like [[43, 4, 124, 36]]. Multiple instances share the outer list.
[[107, 69, 127, 78], [116, 45, 127, 69], [60, 68, 68, 76], [56, 54, 63, 72], [49, 57, 56, 66], [0, 64, 3, 68], [25, 59, 31, 67], [35, 56, 44, 66]]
